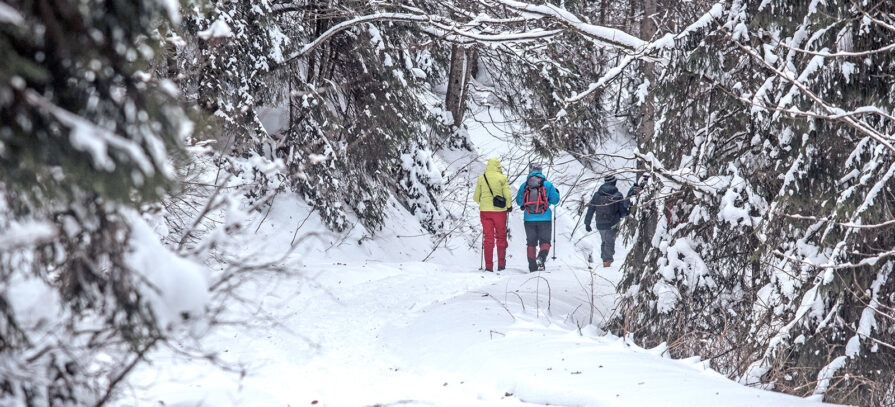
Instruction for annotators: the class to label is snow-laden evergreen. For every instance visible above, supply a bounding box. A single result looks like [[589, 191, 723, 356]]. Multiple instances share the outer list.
[[614, 1, 895, 404]]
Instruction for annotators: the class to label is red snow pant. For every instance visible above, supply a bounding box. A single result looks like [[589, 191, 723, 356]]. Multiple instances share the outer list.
[[480, 211, 508, 270]]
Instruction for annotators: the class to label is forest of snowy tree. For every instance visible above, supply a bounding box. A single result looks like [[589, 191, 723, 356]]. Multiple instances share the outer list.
[[1, 0, 893, 406]]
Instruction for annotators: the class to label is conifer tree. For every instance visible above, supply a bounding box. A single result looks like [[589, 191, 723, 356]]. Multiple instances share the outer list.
[[613, 1, 895, 404], [1, 0, 191, 404]]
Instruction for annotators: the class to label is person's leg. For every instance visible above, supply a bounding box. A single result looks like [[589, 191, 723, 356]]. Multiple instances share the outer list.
[[524, 221, 538, 271], [480, 212, 496, 270], [494, 211, 508, 269], [606, 228, 617, 262], [599, 228, 617, 264], [536, 221, 551, 264]]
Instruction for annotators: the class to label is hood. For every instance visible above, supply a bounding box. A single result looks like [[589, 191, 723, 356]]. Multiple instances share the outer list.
[[598, 183, 619, 196], [485, 158, 503, 174], [527, 170, 545, 179]]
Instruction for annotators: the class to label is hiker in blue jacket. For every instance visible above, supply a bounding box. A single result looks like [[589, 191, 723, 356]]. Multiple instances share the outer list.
[[515, 164, 560, 272], [583, 174, 636, 267]]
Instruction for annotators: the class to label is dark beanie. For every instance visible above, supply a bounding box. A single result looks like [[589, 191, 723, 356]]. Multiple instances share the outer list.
[[605, 174, 617, 184]]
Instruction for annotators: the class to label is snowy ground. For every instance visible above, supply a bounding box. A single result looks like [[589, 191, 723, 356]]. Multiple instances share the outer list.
[[122, 100, 838, 406]]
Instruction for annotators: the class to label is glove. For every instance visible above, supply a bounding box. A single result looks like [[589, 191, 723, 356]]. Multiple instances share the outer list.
[[507, 206, 513, 213], [585, 224, 592, 232]]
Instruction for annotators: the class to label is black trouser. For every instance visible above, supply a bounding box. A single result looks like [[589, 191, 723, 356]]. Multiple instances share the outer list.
[[524, 221, 551, 269]]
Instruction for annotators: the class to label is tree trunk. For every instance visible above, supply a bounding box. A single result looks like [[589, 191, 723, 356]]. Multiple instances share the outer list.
[[627, 0, 659, 275], [600, 0, 608, 25], [636, 0, 657, 146], [445, 45, 476, 127]]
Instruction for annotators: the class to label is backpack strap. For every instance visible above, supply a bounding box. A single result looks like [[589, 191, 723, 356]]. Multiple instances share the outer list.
[[483, 173, 495, 196]]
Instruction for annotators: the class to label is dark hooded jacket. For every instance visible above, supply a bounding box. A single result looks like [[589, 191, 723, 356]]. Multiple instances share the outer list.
[[584, 182, 630, 230]]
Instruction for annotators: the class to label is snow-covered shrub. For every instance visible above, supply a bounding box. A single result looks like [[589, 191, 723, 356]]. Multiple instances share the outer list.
[[398, 146, 446, 232]]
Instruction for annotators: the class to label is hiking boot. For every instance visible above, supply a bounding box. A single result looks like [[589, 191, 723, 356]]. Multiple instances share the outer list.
[[528, 259, 538, 272], [497, 265, 506, 271], [485, 268, 494, 272], [536, 257, 545, 271], [603, 261, 612, 268]]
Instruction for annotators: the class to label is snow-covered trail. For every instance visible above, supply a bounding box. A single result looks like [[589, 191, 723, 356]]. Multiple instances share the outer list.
[[127, 256, 830, 407], [124, 102, 836, 407]]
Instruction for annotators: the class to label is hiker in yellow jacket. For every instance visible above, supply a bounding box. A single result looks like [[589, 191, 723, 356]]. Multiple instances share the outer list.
[[473, 158, 512, 271]]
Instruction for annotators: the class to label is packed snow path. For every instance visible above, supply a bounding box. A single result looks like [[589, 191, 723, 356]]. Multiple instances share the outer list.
[[126, 102, 835, 406], [128, 257, 831, 406]]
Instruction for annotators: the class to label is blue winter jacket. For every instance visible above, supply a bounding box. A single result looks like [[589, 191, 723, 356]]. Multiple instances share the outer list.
[[515, 171, 560, 222]]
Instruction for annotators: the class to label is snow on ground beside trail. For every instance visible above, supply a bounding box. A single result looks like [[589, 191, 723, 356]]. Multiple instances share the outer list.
[[122, 94, 839, 406]]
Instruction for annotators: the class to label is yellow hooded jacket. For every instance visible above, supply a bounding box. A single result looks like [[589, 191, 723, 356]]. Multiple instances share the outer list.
[[473, 158, 512, 212]]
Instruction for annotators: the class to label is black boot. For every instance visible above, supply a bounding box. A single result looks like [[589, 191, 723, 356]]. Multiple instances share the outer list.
[[536, 252, 547, 271], [497, 265, 506, 271], [528, 258, 538, 272]]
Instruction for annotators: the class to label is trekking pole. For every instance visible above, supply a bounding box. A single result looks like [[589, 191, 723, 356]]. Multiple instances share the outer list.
[[551, 205, 557, 260], [480, 235, 484, 270], [506, 209, 511, 239]]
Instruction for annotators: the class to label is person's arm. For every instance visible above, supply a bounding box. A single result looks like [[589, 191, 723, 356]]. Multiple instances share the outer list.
[[547, 182, 560, 205], [501, 177, 512, 205], [584, 193, 598, 228], [473, 178, 482, 205]]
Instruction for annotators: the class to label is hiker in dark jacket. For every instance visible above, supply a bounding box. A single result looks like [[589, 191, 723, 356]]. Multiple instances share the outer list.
[[515, 164, 560, 272], [583, 174, 631, 267]]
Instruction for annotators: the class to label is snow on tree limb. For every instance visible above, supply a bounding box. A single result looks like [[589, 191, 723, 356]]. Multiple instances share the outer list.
[[0, 220, 56, 251], [779, 213, 895, 230], [23, 89, 157, 176], [284, 12, 561, 66], [563, 3, 725, 104], [197, 18, 233, 40], [484, 0, 647, 50], [286, 13, 429, 62], [0, 2, 24, 25], [772, 36, 895, 58], [421, 25, 561, 44], [565, 54, 636, 104], [718, 24, 895, 155]]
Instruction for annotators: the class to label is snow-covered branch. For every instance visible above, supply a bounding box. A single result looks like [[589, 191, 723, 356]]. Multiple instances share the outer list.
[[780, 213, 895, 230], [717, 23, 895, 155], [562, 3, 724, 104], [0, 220, 57, 251], [481, 0, 646, 51], [282, 11, 562, 66], [22, 89, 160, 176]]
